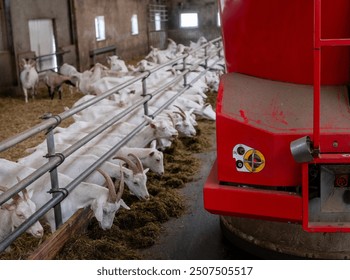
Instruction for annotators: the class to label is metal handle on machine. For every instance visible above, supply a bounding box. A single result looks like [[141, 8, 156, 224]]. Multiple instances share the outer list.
[[290, 136, 314, 163]]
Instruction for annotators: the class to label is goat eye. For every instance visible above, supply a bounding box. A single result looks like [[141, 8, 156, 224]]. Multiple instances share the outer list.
[[156, 159, 160, 162], [17, 213, 25, 219]]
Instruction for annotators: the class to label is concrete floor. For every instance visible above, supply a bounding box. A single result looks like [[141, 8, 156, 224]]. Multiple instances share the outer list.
[[140, 141, 255, 260]]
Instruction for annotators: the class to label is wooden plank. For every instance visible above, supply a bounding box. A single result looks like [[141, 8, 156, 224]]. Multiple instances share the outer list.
[[27, 208, 94, 260]]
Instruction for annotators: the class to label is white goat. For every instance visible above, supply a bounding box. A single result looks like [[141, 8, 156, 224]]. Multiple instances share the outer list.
[[19, 140, 164, 176], [88, 77, 140, 106], [59, 63, 82, 87], [72, 115, 178, 149], [0, 185, 44, 247], [145, 46, 172, 64], [123, 115, 178, 148], [56, 111, 178, 148], [189, 36, 208, 55], [125, 106, 197, 138], [113, 140, 164, 176], [78, 63, 109, 95], [19, 58, 39, 103], [148, 90, 215, 120], [56, 154, 150, 201], [172, 97, 216, 120], [0, 159, 129, 232], [107, 55, 128, 72], [128, 59, 157, 72], [17, 143, 150, 201]]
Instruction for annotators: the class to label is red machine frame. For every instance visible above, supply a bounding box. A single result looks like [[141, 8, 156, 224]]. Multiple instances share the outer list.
[[204, 0, 350, 232]]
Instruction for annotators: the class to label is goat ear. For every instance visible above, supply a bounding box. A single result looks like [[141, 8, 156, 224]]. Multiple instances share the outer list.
[[144, 115, 155, 128], [1, 203, 16, 211], [27, 189, 34, 198], [19, 59, 26, 69], [123, 171, 130, 179], [143, 168, 149, 175], [144, 115, 152, 122], [29, 59, 36, 68], [22, 188, 30, 201], [91, 200, 103, 222]]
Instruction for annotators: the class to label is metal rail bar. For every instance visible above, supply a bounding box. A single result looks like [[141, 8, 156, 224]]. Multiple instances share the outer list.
[[33, 50, 70, 60], [0, 45, 221, 204], [0, 37, 221, 153], [0, 38, 223, 252], [0, 44, 222, 206]]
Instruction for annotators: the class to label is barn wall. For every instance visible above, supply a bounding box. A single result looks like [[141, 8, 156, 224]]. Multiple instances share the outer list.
[[0, 0, 220, 96], [0, 0, 76, 95], [73, 0, 161, 71], [167, 0, 220, 45], [10, 0, 75, 65], [0, 0, 16, 90]]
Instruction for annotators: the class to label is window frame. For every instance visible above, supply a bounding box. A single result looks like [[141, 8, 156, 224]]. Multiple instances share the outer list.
[[180, 12, 199, 28], [154, 12, 161, 31], [131, 14, 139, 35], [95, 16, 106, 41]]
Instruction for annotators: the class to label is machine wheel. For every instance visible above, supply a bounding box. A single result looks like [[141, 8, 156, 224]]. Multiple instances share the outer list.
[[220, 216, 350, 259]]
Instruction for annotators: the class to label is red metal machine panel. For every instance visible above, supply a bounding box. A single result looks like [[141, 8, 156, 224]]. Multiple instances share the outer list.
[[220, 0, 350, 85], [216, 73, 350, 187], [204, 160, 303, 222], [205, 0, 350, 227]]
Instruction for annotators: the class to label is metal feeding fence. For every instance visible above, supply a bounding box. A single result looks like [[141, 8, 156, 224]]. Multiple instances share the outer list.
[[0, 37, 223, 253]]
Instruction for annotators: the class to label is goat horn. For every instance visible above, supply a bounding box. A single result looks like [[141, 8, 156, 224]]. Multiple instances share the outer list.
[[112, 156, 139, 174], [166, 112, 176, 126], [15, 176, 30, 201], [0, 185, 21, 202], [127, 153, 144, 173], [173, 111, 186, 121], [97, 168, 117, 203], [115, 162, 125, 201], [21, 189, 29, 201], [173, 105, 186, 116]]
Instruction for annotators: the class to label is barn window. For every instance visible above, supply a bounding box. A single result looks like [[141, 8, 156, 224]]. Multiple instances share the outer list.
[[131, 14, 139, 35], [95, 16, 106, 41], [148, 3, 168, 32], [155, 12, 161, 31], [180, 12, 198, 28]]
